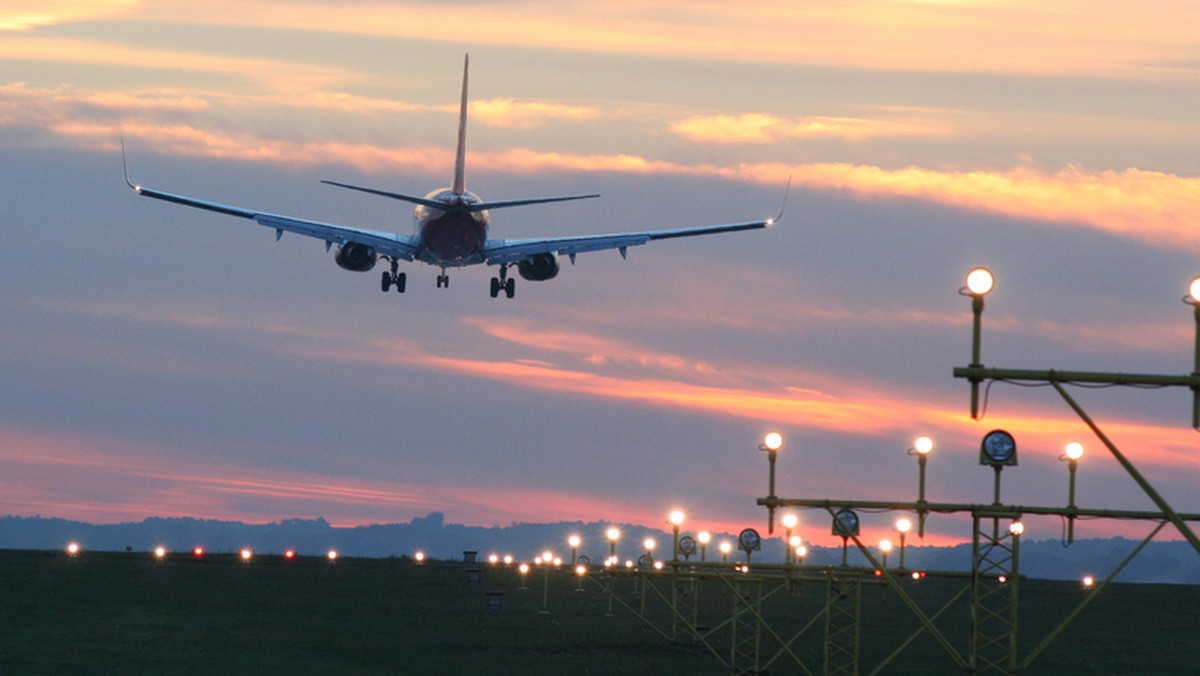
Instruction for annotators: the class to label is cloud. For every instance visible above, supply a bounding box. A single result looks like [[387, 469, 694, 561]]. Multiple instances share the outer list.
[[7, 80, 1200, 255], [671, 113, 944, 144], [84, 0, 1200, 78], [466, 98, 599, 129], [0, 0, 136, 31]]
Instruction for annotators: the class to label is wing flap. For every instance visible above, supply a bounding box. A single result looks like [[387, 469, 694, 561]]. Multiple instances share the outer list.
[[483, 219, 770, 265]]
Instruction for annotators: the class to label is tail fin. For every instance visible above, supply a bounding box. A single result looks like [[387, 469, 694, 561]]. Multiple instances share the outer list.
[[453, 54, 469, 196]]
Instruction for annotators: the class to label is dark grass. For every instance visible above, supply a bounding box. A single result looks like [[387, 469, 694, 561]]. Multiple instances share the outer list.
[[0, 549, 1195, 674]]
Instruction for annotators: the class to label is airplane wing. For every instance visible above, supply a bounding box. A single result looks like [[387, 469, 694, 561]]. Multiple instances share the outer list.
[[482, 218, 775, 266], [126, 181, 423, 261]]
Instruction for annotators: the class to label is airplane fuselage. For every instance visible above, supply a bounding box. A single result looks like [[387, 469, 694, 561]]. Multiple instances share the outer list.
[[413, 189, 490, 266]]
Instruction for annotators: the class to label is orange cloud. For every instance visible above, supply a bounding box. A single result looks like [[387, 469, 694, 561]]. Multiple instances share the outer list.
[[467, 98, 599, 129], [0, 0, 135, 31], [114, 0, 1200, 79], [672, 113, 943, 143]]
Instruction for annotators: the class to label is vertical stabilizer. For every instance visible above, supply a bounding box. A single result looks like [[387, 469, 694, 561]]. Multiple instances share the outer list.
[[453, 54, 469, 196]]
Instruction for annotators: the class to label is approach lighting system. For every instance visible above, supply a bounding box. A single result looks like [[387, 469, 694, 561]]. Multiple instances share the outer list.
[[154, 546, 167, 560], [1064, 441, 1084, 461], [965, 267, 995, 296], [738, 528, 762, 552], [327, 550, 338, 562], [240, 548, 252, 562], [832, 509, 860, 537], [980, 429, 1017, 466], [913, 436, 933, 455], [66, 543, 80, 556]]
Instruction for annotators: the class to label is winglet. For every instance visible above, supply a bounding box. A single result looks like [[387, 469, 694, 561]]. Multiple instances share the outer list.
[[767, 175, 792, 226], [452, 54, 469, 196], [120, 138, 140, 192]]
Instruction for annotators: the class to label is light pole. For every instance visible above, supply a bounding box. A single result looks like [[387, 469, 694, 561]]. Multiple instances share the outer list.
[[781, 513, 798, 565], [568, 534, 581, 565], [908, 435, 933, 536], [961, 267, 994, 420], [1187, 277, 1200, 428], [1061, 441, 1084, 544], [669, 510, 685, 560], [698, 531, 711, 562], [719, 540, 732, 563], [606, 527, 620, 566], [896, 517, 912, 569], [879, 539, 893, 571], [761, 431, 784, 532]]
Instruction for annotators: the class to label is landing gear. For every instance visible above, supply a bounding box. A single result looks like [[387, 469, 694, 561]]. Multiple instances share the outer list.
[[489, 265, 516, 299], [436, 272, 450, 288], [380, 260, 406, 293]]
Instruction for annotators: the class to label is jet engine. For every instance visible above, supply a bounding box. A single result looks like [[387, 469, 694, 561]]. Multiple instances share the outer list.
[[334, 242, 377, 272], [517, 252, 559, 281]]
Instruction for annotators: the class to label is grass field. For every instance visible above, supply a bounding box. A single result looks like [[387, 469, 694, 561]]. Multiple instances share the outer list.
[[0, 548, 1194, 674]]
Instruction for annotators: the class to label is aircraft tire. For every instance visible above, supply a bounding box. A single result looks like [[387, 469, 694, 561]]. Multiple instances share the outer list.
[[490, 277, 500, 298], [381, 271, 392, 292], [395, 273, 407, 293], [505, 278, 515, 299]]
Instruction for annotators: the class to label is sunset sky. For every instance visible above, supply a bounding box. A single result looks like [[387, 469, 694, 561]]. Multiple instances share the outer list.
[[2, 1, 1200, 554]]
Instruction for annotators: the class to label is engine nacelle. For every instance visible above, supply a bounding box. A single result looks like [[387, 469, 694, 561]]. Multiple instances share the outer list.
[[517, 253, 559, 281], [334, 242, 377, 272]]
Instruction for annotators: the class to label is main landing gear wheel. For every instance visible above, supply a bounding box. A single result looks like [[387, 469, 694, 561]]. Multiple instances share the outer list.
[[380, 265, 406, 293], [489, 270, 516, 299], [436, 274, 450, 289]]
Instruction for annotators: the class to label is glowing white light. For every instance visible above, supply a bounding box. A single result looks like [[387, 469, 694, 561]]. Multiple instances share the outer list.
[[240, 548, 252, 561], [552, 557, 562, 566], [154, 547, 166, 559], [1065, 441, 1084, 461], [643, 538, 656, 552], [914, 436, 933, 455], [327, 550, 338, 561], [488, 554, 499, 565], [781, 513, 798, 529], [795, 545, 808, 558], [788, 535, 801, 548], [414, 551, 425, 563], [653, 561, 664, 571], [1009, 521, 1025, 536], [606, 527, 620, 542], [668, 510, 685, 526], [719, 541, 733, 555], [66, 543, 80, 556], [698, 532, 711, 544], [284, 550, 296, 560], [966, 267, 994, 295], [193, 546, 205, 557], [879, 539, 893, 553], [896, 518, 913, 534], [1082, 575, 1095, 587], [763, 431, 784, 451], [519, 563, 530, 574], [1190, 277, 1200, 302], [503, 555, 513, 565], [568, 535, 581, 548], [575, 564, 586, 575]]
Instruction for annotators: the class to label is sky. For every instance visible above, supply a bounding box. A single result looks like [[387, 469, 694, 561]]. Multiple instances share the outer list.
[[2, 0, 1200, 555]]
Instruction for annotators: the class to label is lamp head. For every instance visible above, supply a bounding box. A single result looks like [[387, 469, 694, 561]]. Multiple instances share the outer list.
[[966, 267, 995, 296], [914, 435, 933, 455], [762, 431, 784, 451]]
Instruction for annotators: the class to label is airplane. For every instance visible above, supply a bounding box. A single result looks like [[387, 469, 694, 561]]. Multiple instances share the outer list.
[[124, 55, 781, 298]]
